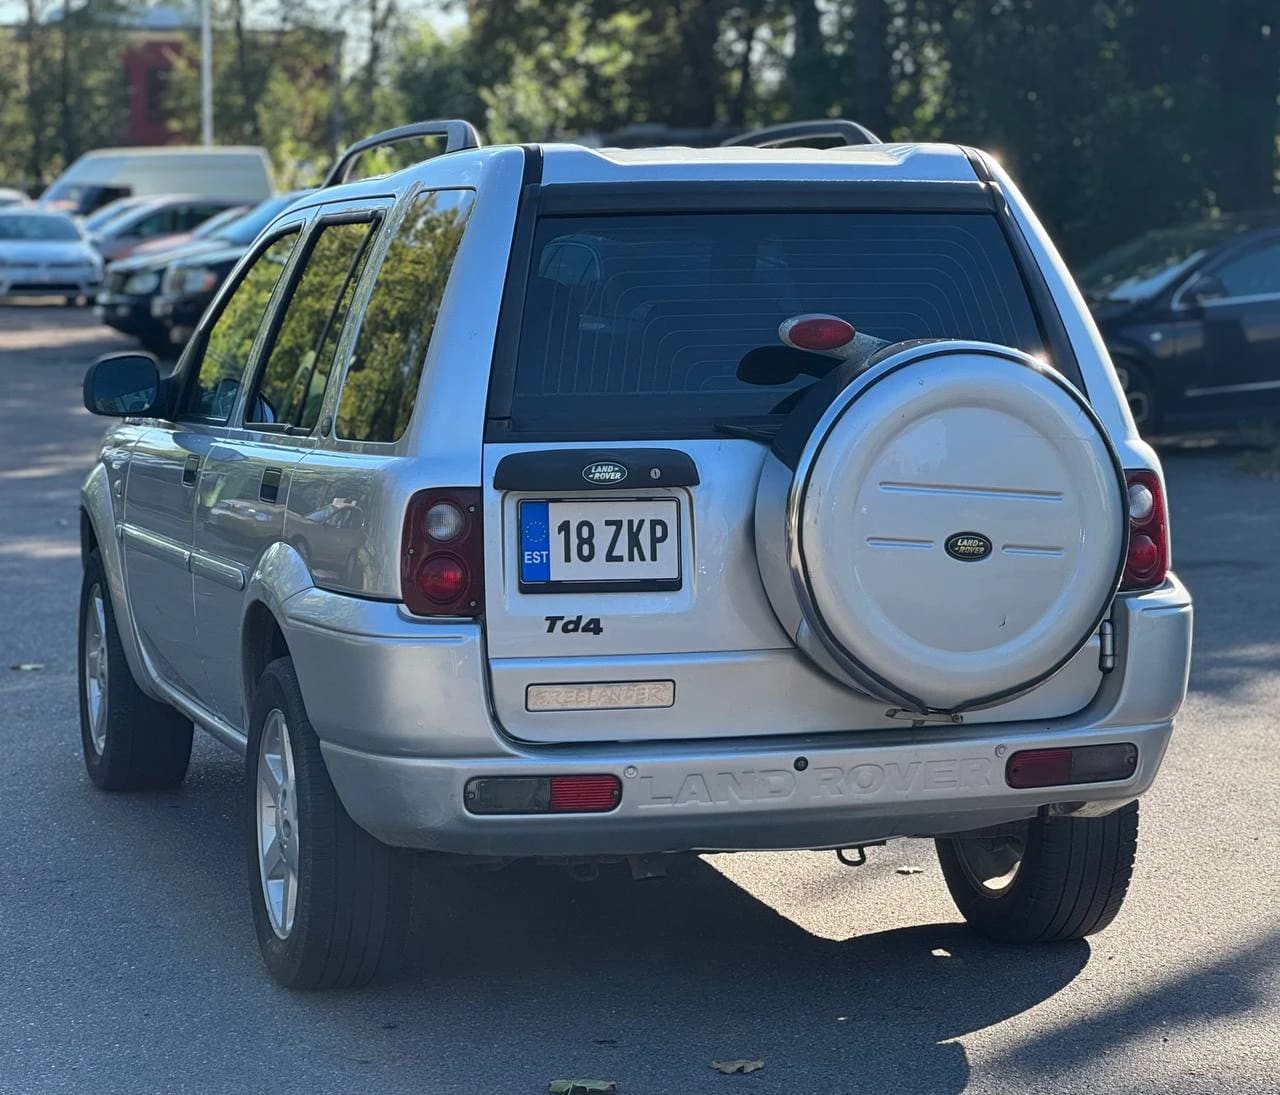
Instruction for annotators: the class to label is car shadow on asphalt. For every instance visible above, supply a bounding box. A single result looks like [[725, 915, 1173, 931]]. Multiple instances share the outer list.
[[81, 747, 1087, 1094], [384, 853, 1090, 1093]]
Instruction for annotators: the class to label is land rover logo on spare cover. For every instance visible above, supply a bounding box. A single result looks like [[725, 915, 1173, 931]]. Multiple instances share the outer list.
[[944, 532, 993, 561], [582, 461, 627, 485]]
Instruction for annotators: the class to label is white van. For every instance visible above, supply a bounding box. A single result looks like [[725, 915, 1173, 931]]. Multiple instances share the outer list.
[[39, 147, 274, 216]]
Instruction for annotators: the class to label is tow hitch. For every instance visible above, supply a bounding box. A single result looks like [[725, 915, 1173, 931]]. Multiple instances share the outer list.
[[836, 842, 886, 867]]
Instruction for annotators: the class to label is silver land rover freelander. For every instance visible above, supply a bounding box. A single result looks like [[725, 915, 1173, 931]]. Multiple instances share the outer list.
[[77, 118, 1193, 988]]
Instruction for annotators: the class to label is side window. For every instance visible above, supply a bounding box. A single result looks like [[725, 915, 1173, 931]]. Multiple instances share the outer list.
[[182, 231, 300, 421], [133, 208, 176, 238], [1213, 241, 1280, 300], [183, 204, 225, 230], [247, 218, 379, 431], [335, 189, 474, 443]]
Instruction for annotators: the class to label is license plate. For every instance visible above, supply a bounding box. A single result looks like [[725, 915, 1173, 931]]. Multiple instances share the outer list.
[[519, 498, 681, 591]]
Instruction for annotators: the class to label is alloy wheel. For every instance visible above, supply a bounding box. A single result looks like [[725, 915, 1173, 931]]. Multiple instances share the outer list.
[[256, 709, 300, 939], [83, 584, 109, 755]]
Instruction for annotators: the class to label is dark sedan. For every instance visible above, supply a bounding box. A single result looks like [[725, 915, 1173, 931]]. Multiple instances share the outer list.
[[1080, 213, 1280, 434], [96, 190, 312, 356]]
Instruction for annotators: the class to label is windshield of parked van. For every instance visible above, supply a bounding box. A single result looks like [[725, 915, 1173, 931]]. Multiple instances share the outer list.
[[0, 213, 81, 241], [1078, 221, 1253, 303], [507, 210, 1043, 436]]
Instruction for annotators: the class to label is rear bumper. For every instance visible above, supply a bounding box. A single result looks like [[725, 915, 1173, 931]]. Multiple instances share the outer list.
[[320, 720, 1172, 854], [282, 576, 1192, 855]]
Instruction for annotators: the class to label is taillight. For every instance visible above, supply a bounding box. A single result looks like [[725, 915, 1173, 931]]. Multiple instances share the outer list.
[[401, 488, 483, 616], [1121, 469, 1169, 591]]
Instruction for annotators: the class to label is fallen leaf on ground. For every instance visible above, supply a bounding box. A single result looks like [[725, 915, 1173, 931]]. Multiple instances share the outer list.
[[711, 1060, 764, 1075], [896, 866, 924, 875], [548, 1081, 617, 1094], [11, 663, 44, 671]]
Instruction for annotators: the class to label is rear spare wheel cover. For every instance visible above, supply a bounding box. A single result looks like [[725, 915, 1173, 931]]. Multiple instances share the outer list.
[[792, 343, 1125, 712]]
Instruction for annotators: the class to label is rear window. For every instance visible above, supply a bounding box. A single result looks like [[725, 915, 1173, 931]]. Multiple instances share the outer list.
[[506, 211, 1043, 436]]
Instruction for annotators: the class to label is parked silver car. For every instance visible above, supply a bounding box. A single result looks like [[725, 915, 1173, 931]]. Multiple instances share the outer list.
[[0, 209, 101, 301], [78, 119, 1193, 988]]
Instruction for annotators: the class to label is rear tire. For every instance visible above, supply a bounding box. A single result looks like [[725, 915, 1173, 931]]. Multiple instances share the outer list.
[[78, 549, 193, 791], [935, 802, 1139, 942], [245, 656, 412, 989]]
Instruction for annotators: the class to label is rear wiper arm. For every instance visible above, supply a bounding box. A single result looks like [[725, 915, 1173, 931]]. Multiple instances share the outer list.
[[712, 420, 779, 443]]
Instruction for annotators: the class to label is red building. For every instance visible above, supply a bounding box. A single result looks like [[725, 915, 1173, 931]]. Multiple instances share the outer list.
[[120, 7, 190, 145]]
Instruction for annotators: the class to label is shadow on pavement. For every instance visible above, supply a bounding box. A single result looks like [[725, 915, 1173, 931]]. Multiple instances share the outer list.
[[69, 752, 1090, 1094], [388, 854, 1091, 1093]]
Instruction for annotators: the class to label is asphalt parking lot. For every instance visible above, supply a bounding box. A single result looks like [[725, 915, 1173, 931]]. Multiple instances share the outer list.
[[1, 303, 1278, 1095]]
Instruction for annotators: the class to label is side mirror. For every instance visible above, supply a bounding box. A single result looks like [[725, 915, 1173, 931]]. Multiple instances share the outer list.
[[1181, 273, 1225, 308], [83, 352, 161, 417]]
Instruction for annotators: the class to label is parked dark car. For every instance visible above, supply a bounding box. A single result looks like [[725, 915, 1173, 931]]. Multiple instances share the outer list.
[[1080, 213, 1280, 434], [96, 190, 311, 356], [89, 195, 245, 262]]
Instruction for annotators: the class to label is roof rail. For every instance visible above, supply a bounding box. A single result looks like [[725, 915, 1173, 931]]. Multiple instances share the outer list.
[[721, 119, 881, 150], [322, 120, 483, 188]]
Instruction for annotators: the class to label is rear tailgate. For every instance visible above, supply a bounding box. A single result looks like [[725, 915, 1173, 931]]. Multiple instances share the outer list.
[[481, 198, 1105, 743]]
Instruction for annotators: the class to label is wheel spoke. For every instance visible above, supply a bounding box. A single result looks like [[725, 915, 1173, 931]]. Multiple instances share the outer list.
[[281, 862, 297, 930], [260, 753, 284, 803], [261, 833, 285, 878]]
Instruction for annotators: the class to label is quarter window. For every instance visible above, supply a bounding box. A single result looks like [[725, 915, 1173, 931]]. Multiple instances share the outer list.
[[335, 189, 474, 443], [247, 219, 379, 431], [182, 231, 299, 422]]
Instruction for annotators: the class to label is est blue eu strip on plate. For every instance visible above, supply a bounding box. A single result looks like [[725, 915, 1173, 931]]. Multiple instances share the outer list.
[[520, 500, 551, 583]]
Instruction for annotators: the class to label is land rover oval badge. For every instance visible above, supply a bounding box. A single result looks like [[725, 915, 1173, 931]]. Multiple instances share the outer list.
[[582, 461, 627, 485], [945, 532, 993, 561]]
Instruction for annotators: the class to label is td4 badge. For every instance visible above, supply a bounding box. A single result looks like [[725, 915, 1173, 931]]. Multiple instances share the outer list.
[[545, 614, 604, 635]]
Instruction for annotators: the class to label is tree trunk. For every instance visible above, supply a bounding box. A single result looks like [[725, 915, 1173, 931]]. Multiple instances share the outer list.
[[788, 0, 829, 119], [671, 0, 723, 127], [24, 0, 43, 187], [728, 14, 760, 127], [1209, 1, 1280, 210], [58, 0, 72, 165], [850, 0, 890, 136]]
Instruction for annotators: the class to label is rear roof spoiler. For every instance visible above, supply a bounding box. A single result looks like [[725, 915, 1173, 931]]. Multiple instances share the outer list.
[[322, 120, 483, 188], [722, 119, 882, 149]]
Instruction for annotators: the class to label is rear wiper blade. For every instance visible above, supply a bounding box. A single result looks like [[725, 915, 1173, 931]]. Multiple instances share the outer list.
[[713, 420, 780, 443]]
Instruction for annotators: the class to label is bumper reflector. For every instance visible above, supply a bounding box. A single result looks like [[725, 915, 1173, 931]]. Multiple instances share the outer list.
[[1005, 743, 1138, 789], [465, 774, 622, 815]]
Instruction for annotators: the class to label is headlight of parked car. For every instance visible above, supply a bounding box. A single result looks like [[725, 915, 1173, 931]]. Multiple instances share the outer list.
[[122, 270, 161, 295], [164, 264, 220, 296]]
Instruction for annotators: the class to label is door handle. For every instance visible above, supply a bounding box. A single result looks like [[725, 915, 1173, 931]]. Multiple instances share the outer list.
[[259, 467, 283, 504], [182, 454, 201, 486]]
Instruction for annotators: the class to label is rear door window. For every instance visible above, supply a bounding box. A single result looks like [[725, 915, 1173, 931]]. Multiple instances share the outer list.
[[246, 218, 379, 431], [335, 189, 474, 443], [504, 211, 1044, 437]]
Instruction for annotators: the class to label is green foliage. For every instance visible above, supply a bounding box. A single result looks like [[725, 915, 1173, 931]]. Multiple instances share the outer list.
[[335, 190, 473, 443], [191, 232, 298, 418], [253, 220, 374, 429]]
